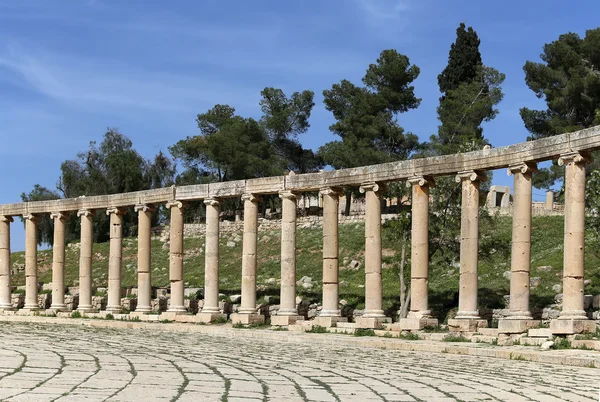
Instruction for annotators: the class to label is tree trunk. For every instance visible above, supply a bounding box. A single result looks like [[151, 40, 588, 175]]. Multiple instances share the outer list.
[[344, 190, 352, 216], [398, 231, 411, 319]]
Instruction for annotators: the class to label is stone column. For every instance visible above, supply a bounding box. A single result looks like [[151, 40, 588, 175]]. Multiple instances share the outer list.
[[106, 208, 125, 313], [551, 152, 594, 334], [77, 209, 94, 312], [0, 216, 14, 309], [166, 201, 186, 313], [314, 187, 346, 327], [545, 191, 554, 211], [198, 198, 226, 323], [23, 213, 39, 310], [231, 193, 265, 325], [135, 204, 153, 313], [498, 163, 540, 333], [449, 171, 487, 332], [50, 212, 68, 310], [356, 182, 388, 328], [271, 190, 302, 326]]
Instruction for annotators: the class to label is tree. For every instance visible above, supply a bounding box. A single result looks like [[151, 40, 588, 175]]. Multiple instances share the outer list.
[[319, 49, 421, 214], [521, 28, 600, 188], [20, 185, 61, 245], [259, 88, 321, 173], [438, 23, 483, 94]]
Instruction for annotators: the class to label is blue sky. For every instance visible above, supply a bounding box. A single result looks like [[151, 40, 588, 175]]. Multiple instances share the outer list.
[[1, 0, 599, 250]]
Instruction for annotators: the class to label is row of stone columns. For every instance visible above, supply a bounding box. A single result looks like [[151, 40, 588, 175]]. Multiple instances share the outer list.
[[0, 153, 593, 334]]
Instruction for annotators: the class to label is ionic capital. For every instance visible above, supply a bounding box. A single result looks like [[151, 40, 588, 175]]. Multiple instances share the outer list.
[[22, 213, 37, 222], [241, 193, 261, 203], [507, 162, 538, 176], [558, 151, 592, 166], [0, 215, 14, 223], [455, 170, 486, 183], [166, 201, 184, 210], [106, 207, 126, 216], [50, 212, 69, 221], [134, 204, 154, 213], [279, 190, 299, 200], [319, 187, 343, 197], [359, 182, 385, 194], [406, 176, 435, 188], [204, 197, 221, 207], [77, 209, 94, 218]]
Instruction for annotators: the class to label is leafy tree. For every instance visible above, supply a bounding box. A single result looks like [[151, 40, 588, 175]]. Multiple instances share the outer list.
[[438, 23, 483, 94], [319, 49, 421, 213], [521, 28, 600, 188], [20, 185, 61, 245]]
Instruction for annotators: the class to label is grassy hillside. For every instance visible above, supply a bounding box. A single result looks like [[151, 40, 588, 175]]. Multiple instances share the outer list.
[[9, 215, 600, 318]]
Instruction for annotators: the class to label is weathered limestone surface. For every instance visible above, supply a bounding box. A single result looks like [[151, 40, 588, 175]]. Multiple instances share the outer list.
[[135, 204, 153, 313], [23, 214, 38, 310], [277, 190, 301, 320], [166, 201, 186, 313], [106, 208, 125, 313], [77, 209, 94, 312], [0, 216, 13, 309], [50, 212, 68, 310], [320, 187, 342, 318]]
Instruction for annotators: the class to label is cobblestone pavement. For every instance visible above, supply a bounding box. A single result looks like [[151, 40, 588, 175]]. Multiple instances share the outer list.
[[0, 323, 597, 402]]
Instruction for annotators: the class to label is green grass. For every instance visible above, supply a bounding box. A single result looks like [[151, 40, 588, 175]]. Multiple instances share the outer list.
[[443, 334, 470, 342], [9, 215, 600, 322], [306, 325, 328, 333]]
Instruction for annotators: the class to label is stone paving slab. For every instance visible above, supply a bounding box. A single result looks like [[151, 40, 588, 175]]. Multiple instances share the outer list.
[[0, 318, 597, 401]]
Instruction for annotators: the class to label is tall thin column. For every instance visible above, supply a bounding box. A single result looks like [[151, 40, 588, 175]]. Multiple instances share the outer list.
[[77, 209, 94, 312], [239, 193, 259, 314], [23, 213, 39, 310], [199, 198, 224, 321], [408, 176, 433, 318], [135, 204, 153, 313], [320, 187, 342, 317], [166, 201, 186, 313], [0, 216, 13, 309], [360, 182, 385, 319], [106, 208, 124, 313], [50, 212, 68, 310], [558, 152, 588, 320], [455, 171, 485, 320], [507, 163, 536, 319]]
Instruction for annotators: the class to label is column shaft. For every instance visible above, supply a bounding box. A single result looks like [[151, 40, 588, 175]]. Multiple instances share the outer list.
[[559, 152, 588, 319], [50, 212, 68, 310], [24, 214, 39, 310], [320, 187, 341, 317], [456, 171, 484, 319], [167, 202, 186, 312], [240, 194, 259, 314], [360, 183, 385, 318], [279, 190, 298, 316], [77, 210, 94, 311], [106, 208, 124, 312], [508, 163, 536, 318], [408, 177, 432, 317], [0, 216, 13, 309], [135, 205, 153, 312], [202, 198, 221, 313]]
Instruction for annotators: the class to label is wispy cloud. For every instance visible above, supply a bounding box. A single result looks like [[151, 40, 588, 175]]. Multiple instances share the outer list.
[[353, 0, 412, 21]]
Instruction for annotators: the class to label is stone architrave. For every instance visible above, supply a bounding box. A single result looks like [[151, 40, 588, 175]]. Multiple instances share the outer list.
[[198, 198, 226, 323], [231, 193, 265, 325], [498, 163, 541, 334], [166, 201, 186, 313], [106, 208, 125, 313], [271, 190, 303, 326], [135, 204, 153, 313], [23, 213, 39, 310], [453, 171, 487, 327], [77, 209, 95, 312], [50, 212, 68, 310], [558, 152, 589, 320], [0, 216, 14, 309]]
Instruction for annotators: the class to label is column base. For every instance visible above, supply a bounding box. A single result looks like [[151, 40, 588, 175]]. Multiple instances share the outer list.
[[448, 318, 487, 332], [77, 305, 95, 313], [312, 316, 347, 328], [362, 309, 385, 319], [48, 305, 68, 312], [0, 305, 14, 311], [105, 306, 121, 313], [391, 317, 438, 331], [196, 312, 227, 323], [550, 319, 596, 335], [558, 310, 588, 320], [23, 304, 39, 311], [167, 306, 187, 313], [455, 310, 480, 319], [271, 315, 303, 326], [134, 306, 152, 313], [231, 313, 265, 325], [498, 319, 540, 334], [355, 316, 391, 329]]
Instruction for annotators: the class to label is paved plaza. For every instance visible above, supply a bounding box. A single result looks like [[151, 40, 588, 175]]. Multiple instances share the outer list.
[[0, 323, 595, 401]]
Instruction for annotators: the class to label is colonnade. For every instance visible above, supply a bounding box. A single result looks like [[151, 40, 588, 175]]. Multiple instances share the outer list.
[[0, 148, 595, 334]]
